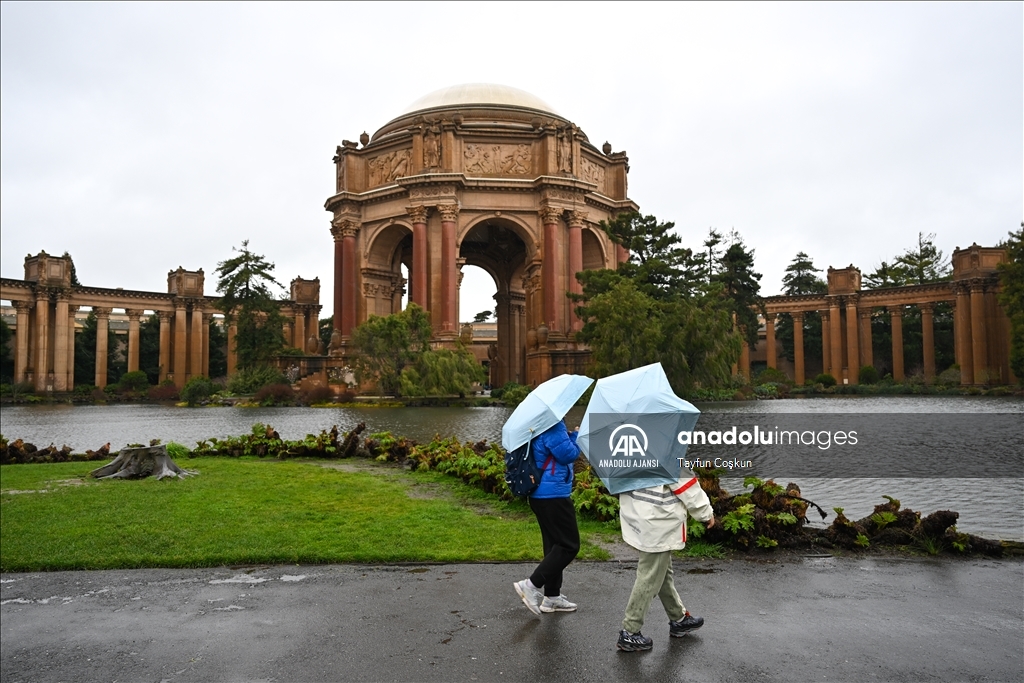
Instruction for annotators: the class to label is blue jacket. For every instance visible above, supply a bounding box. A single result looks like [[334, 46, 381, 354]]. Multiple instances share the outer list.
[[530, 421, 580, 499]]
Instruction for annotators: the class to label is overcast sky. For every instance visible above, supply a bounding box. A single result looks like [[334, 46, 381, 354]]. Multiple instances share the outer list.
[[1, 2, 1020, 320]]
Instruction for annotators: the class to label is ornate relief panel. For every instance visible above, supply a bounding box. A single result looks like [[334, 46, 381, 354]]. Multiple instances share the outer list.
[[464, 143, 532, 175], [579, 156, 605, 189], [368, 148, 412, 186]]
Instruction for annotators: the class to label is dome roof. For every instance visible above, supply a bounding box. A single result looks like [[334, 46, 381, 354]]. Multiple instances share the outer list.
[[397, 83, 561, 118]]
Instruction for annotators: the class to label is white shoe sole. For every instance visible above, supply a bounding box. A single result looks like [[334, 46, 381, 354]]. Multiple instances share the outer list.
[[540, 604, 577, 613], [513, 581, 542, 616]]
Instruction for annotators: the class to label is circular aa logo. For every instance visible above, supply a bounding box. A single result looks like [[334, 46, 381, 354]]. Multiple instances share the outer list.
[[609, 424, 648, 458]]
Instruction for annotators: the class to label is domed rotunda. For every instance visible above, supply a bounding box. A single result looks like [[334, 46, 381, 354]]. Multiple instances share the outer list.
[[325, 83, 637, 386]]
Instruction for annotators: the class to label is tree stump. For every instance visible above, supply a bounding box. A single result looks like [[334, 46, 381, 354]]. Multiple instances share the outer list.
[[90, 445, 197, 480]]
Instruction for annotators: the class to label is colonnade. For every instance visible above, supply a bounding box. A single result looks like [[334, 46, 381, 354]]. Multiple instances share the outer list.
[[753, 260, 1012, 386]]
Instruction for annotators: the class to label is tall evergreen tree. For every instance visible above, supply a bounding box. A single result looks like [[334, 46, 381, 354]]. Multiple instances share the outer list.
[[713, 236, 764, 348], [776, 252, 827, 369], [215, 241, 287, 370], [997, 224, 1024, 382]]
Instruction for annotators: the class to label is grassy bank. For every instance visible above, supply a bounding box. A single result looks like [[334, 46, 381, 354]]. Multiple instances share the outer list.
[[0, 458, 612, 572]]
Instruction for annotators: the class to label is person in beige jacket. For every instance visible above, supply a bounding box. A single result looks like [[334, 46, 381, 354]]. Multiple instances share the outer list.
[[616, 472, 716, 652]]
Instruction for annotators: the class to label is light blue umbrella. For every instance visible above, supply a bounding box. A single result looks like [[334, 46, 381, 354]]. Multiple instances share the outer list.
[[501, 374, 595, 451], [577, 363, 701, 494]]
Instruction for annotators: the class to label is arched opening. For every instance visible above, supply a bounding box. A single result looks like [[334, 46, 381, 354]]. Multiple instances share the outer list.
[[459, 219, 530, 386], [364, 223, 413, 318]]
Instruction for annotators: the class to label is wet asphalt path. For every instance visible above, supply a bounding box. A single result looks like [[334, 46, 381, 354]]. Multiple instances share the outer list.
[[2, 556, 1021, 683]]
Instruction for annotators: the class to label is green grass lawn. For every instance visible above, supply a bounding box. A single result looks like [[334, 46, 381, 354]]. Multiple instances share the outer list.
[[0, 458, 612, 571]]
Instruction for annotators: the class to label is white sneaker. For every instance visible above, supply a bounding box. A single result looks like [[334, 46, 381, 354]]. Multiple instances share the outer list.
[[513, 579, 543, 615], [540, 594, 578, 613]]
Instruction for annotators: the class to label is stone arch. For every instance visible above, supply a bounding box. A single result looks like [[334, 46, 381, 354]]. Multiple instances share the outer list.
[[458, 217, 532, 386], [581, 225, 608, 271], [363, 222, 412, 318], [458, 213, 539, 263]]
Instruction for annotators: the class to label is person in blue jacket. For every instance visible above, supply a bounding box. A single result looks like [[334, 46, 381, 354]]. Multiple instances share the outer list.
[[513, 419, 581, 615]]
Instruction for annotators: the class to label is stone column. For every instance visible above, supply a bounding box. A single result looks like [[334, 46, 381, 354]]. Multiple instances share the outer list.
[[540, 207, 562, 333], [407, 206, 429, 309], [615, 243, 629, 267], [330, 222, 345, 333], [439, 204, 459, 335], [920, 303, 936, 383], [494, 292, 511, 387], [202, 313, 210, 377], [820, 310, 831, 379], [845, 299, 859, 384], [94, 307, 111, 388], [765, 315, 777, 369], [67, 305, 78, 390], [970, 281, 988, 384], [157, 311, 172, 382], [227, 322, 238, 376], [174, 303, 188, 388], [792, 312, 805, 385], [567, 211, 586, 332], [739, 342, 751, 381], [953, 284, 973, 385], [889, 306, 904, 382], [859, 309, 874, 371], [126, 309, 143, 374], [190, 303, 204, 379], [13, 301, 32, 384], [343, 223, 360, 337], [829, 299, 843, 380], [52, 294, 71, 391], [293, 308, 306, 351], [34, 290, 50, 391]]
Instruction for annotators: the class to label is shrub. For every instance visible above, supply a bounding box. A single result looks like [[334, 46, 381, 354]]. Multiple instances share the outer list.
[[181, 376, 216, 406], [73, 384, 97, 397], [858, 365, 880, 384], [254, 383, 296, 406], [148, 381, 180, 401], [301, 385, 334, 405], [227, 364, 287, 394], [754, 367, 790, 386], [501, 385, 532, 405], [118, 370, 150, 392], [936, 365, 961, 387], [813, 373, 837, 387], [337, 388, 357, 403]]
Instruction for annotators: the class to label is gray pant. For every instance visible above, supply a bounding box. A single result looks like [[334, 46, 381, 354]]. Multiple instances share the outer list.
[[622, 550, 686, 633]]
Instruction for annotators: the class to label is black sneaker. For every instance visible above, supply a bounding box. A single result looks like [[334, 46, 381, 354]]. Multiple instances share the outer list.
[[669, 612, 704, 637], [617, 630, 653, 652]]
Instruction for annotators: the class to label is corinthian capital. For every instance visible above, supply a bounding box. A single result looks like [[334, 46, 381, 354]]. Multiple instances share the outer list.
[[437, 203, 459, 222], [539, 206, 562, 225], [406, 205, 429, 224], [568, 210, 588, 227], [331, 218, 360, 240]]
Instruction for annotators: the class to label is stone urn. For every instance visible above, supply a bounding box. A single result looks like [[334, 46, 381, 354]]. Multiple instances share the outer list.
[[307, 334, 319, 354], [460, 323, 474, 344], [329, 328, 342, 352], [526, 328, 538, 351], [536, 324, 549, 348]]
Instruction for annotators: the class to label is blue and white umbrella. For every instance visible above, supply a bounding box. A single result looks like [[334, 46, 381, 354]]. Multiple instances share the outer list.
[[577, 363, 701, 494], [500, 374, 594, 452]]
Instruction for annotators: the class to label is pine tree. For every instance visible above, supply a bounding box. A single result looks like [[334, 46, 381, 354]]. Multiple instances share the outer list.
[[713, 236, 764, 348], [215, 241, 287, 370]]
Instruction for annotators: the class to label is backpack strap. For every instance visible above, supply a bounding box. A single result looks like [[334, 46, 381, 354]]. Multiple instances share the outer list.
[[541, 455, 555, 475]]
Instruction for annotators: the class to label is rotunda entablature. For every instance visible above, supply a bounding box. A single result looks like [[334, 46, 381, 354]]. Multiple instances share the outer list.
[[328, 83, 631, 200]]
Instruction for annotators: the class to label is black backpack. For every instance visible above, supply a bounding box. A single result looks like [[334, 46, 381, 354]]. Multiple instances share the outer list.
[[504, 440, 543, 497]]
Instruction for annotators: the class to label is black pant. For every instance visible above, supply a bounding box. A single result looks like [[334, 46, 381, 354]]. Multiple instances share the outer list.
[[528, 497, 581, 597]]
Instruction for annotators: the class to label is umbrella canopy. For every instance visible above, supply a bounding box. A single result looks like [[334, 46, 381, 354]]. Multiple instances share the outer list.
[[500, 374, 595, 451], [578, 363, 701, 495]]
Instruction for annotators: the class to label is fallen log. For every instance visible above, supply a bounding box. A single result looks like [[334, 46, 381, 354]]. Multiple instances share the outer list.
[[90, 444, 197, 480]]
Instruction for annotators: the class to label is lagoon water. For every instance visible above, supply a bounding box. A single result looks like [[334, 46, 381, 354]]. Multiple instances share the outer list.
[[2, 396, 1022, 541]]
